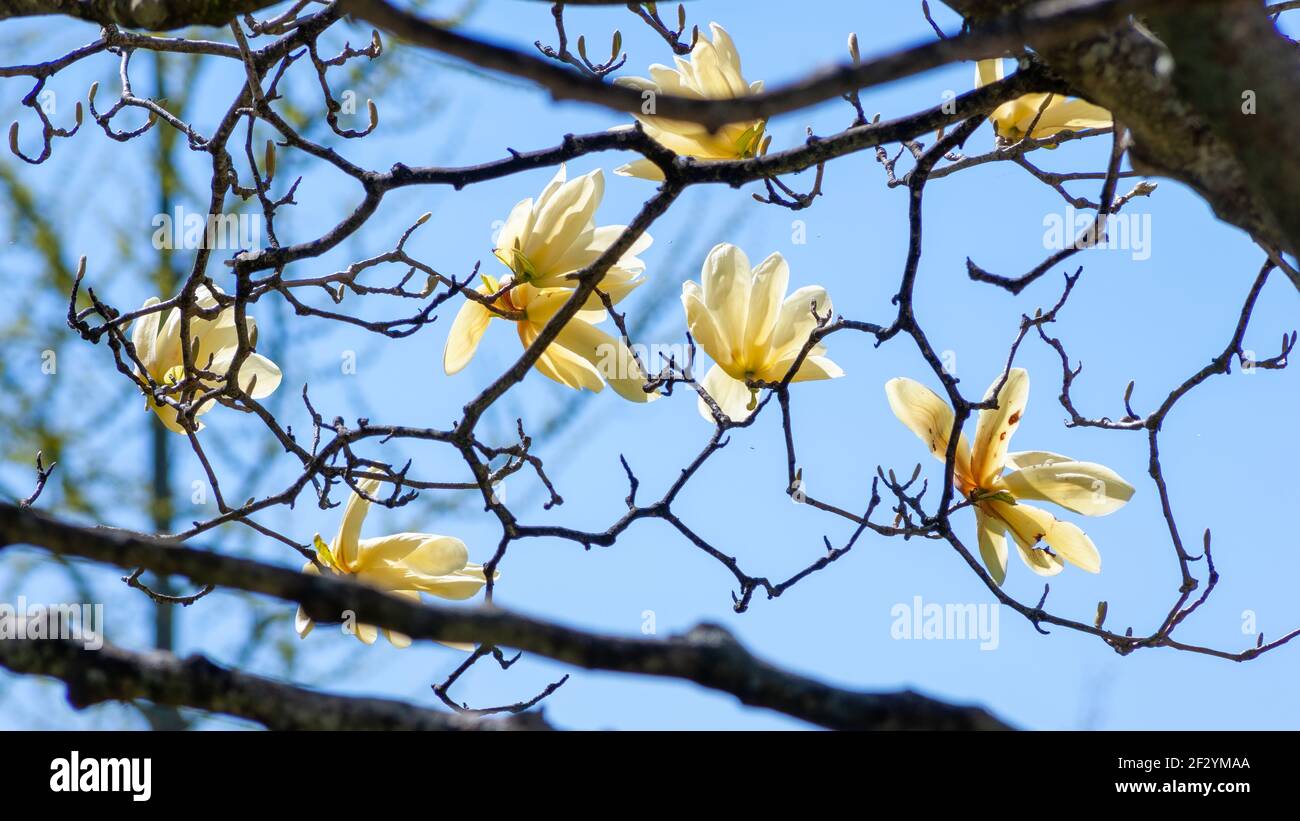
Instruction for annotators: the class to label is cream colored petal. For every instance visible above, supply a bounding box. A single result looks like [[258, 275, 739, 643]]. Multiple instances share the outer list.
[[672, 55, 696, 87], [353, 532, 460, 572], [130, 297, 163, 372], [768, 353, 844, 384], [602, 224, 654, 260], [974, 58, 1005, 89], [989, 99, 1030, 140], [519, 286, 574, 322], [538, 163, 567, 199], [681, 280, 730, 370], [975, 509, 1009, 586], [614, 158, 666, 181], [1030, 98, 1112, 137], [769, 285, 833, 362], [241, 353, 282, 398], [988, 500, 1066, 576], [527, 169, 603, 272], [700, 243, 752, 349], [697, 363, 756, 422], [424, 564, 492, 601], [706, 23, 749, 97], [522, 279, 635, 316], [531, 268, 642, 309], [294, 605, 314, 638], [1016, 541, 1065, 576], [643, 68, 698, 98], [151, 399, 209, 436], [533, 346, 607, 393], [645, 119, 733, 157], [982, 496, 1066, 574], [1003, 93, 1054, 136], [207, 347, 281, 398], [154, 306, 183, 376], [553, 315, 659, 403], [353, 622, 379, 645], [354, 563, 418, 592], [971, 368, 1030, 487], [577, 307, 609, 325], [402, 535, 471, 577], [883, 377, 973, 482], [745, 251, 789, 358], [190, 310, 241, 370], [385, 629, 413, 649], [989, 498, 1053, 549], [1043, 518, 1101, 573], [688, 36, 733, 99], [586, 271, 646, 308], [1004, 451, 1073, 471], [443, 292, 494, 375], [999, 460, 1135, 516], [544, 224, 652, 280], [494, 196, 535, 266], [194, 282, 224, 307], [333, 477, 382, 570], [518, 319, 606, 393], [185, 291, 241, 369]]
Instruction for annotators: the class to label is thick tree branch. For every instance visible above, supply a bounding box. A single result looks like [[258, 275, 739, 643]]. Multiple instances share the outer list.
[[1147, 1, 1300, 280], [944, 0, 1300, 277], [0, 0, 281, 28], [0, 503, 1012, 731], [0, 635, 549, 729], [341, 0, 1207, 129]]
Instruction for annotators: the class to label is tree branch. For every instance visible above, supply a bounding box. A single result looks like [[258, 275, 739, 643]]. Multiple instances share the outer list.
[[341, 0, 1206, 129], [0, 0, 281, 28], [0, 634, 549, 730], [943, 0, 1300, 278], [0, 502, 1012, 731]]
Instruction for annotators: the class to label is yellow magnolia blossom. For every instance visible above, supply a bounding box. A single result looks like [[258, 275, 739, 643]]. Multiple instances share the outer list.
[[615, 22, 768, 180], [129, 284, 282, 434], [295, 478, 492, 648], [492, 164, 650, 302], [683, 242, 842, 421], [885, 368, 1134, 585], [443, 165, 658, 402], [975, 58, 1111, 142]]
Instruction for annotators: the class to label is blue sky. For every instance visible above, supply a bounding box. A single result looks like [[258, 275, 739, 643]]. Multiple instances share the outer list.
[[2, 1, 1298, 730]]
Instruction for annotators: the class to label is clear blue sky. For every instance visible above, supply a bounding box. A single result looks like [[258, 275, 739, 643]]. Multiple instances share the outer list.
[[2, 1, 1298, 730]]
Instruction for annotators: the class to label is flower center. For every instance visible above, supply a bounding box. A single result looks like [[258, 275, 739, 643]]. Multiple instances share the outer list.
[[495, 243, 539, 283], [733, 121, 767, 158], [969, 487, 1016, 506], [313, 533, 350, 575]]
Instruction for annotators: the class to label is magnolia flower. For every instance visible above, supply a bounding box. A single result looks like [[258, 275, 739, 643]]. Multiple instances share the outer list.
[[885, 368, 1134, 585], [129, 284, 282, 434], [614, 22, 767, 181], [975, 58, 1111, 142], [683, 243, 842, 422], [295, 478, 492, 648], [492, 165, 650, 303], [443, 165, 658, 402]]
